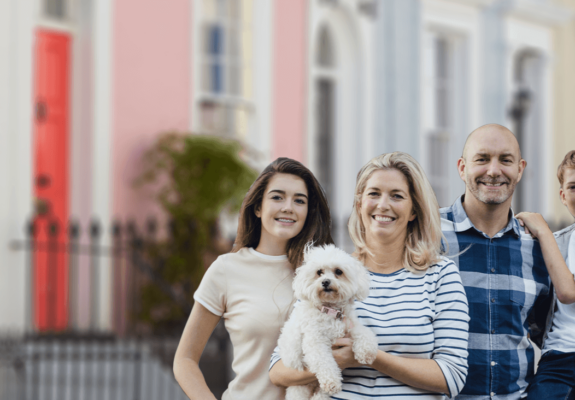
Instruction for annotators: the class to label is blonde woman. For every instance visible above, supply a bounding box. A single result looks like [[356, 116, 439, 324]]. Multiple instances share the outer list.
[[270, 152, 469, 399]]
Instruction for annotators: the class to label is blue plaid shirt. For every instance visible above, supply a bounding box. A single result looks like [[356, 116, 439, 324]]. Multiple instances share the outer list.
[[440, 196, 551, 400]]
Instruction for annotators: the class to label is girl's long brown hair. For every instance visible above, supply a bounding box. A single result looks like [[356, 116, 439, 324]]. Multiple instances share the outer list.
[[232, 158, 334, 267]]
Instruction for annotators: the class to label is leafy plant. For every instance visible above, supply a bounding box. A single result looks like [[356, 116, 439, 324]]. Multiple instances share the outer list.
[[135, 132, 257, 332]]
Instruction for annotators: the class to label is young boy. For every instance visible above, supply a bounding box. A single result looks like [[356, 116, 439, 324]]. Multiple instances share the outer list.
[[516, 150, 575, 400]]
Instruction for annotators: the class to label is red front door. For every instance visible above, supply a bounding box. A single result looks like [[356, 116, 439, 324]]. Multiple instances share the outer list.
[[33, 29, 70, 331]]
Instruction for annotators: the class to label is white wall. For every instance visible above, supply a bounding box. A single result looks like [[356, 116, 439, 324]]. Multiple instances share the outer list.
[[0, 0, 35, 331], [375, 0, 421, 159]]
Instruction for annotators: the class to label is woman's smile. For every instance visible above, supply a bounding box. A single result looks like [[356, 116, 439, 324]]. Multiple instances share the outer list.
[[372, 215, 396, 224], [275, 217, 297, 225]]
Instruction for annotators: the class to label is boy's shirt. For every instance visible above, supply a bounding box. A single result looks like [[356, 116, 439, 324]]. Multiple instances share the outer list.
[[543, 223, 575, 354]]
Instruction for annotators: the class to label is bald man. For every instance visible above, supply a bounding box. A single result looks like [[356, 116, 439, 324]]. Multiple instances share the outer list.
[[440, 124, 551, 400]]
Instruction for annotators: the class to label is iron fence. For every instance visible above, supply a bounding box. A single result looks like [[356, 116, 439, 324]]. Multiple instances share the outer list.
[[3, 217, 233, 399], [0, 327, 232, 400]]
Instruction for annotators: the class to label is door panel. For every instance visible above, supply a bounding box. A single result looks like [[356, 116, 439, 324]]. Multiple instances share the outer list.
[[33, 29, 70, 331]]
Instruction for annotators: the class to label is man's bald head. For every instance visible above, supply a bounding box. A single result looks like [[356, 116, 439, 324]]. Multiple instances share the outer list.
[[458, 123, 526, 207], [462, 124, 521, 160]]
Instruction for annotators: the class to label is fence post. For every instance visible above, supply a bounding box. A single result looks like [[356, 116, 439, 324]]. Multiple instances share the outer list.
[[132, 339, 142, 400], [25, 221, 35, 332], [48, 220, 59, 331], [112, 221, 122, 335], [90, 220, 101, 332], [69, 221, 80, 331]]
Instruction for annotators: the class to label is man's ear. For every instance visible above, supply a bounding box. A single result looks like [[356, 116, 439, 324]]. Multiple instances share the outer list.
[[517, 159, 527, 183], [457, 158, 466, 182]]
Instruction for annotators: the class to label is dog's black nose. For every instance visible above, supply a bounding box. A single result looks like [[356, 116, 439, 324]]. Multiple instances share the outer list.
[[322, 279, 331, 288]]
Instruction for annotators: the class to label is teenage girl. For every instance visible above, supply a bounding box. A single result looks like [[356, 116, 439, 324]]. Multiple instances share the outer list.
[[173, 157, 333, 400]]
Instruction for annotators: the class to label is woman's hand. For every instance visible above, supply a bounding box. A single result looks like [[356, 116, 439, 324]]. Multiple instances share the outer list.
[[515, 212, 552, 239], [332, 338, 362, 370]]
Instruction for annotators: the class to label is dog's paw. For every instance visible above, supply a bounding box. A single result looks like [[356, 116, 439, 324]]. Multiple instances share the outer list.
[[319, 377, 342, 395], [353, 338, 379, 365], [354, 348, 377, 365]]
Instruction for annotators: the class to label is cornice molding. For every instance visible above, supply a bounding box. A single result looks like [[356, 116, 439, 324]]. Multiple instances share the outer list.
[[502, 0, 573, 26], [435, 0, 573, 25]]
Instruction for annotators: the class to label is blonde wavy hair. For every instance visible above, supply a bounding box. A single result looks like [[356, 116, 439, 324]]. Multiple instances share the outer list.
[[348, 152, 445, 272]]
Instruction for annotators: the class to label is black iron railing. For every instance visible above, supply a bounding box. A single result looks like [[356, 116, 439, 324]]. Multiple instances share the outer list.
[[4, 218, 233, 399]]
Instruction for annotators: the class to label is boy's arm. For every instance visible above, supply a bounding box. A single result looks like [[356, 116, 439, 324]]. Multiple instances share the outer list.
[[516, 212, 575, 304]]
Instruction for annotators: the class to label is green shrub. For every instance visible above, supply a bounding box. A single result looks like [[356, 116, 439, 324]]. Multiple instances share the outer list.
[[135, 132, 257, 332]]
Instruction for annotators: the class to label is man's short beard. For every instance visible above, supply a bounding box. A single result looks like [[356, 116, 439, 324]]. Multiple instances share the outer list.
[[466, 176, 516, 205]]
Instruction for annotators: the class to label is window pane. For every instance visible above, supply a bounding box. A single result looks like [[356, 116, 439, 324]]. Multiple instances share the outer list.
[[202, 23, 212, 54], [44, 0, 66, 19], [437, 86, 449, 128], [201, 62, 212, 92], [228, 28, 240, 58], [317, 27, 335, 68], [435, 37, 450, 129], [201, 61, 223, 93], [228, 63, 241, 95], [436, 37, 449, 79], [428, 134, 449, 207], [209, 25, 223, 56], [212, 63, 223, 93], [316, 79, 335, 204]]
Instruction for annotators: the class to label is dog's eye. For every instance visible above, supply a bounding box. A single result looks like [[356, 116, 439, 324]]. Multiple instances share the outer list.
[[317, 269, 323, 276], [335, 269, 343, 276]]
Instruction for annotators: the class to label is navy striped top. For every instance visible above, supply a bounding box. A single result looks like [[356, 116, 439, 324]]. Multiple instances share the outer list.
[[271, 257, 470, 399]]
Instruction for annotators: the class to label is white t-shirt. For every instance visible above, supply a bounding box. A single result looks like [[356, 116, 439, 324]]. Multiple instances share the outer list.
[[194, 247, 294, 400], [544, 224, 575, 354]]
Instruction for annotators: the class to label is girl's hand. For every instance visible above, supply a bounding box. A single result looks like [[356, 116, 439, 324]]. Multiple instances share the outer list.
[[515, 212, 552, 239], [332, 338, 361, 370]]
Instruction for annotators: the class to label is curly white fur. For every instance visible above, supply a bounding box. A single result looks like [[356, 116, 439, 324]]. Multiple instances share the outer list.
[[278, 244, 379, 400]]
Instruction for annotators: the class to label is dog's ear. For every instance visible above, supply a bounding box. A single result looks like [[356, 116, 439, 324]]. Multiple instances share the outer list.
[[292, 265, 309, 301], [353, 260, 371, 301]]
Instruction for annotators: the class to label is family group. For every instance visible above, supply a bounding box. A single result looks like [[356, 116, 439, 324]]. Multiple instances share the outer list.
[[173, 123, 575, 400]]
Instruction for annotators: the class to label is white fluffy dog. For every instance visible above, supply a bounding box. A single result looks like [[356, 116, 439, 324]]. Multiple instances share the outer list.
[[278, 244, 379, 399]]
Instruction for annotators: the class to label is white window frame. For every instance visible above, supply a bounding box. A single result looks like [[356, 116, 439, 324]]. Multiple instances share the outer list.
[[193, 0, 255, 139], [422, 28, 468, 207]]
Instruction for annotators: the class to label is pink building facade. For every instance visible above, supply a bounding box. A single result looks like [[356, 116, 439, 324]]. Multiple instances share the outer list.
[[0, 0, 311, 332]]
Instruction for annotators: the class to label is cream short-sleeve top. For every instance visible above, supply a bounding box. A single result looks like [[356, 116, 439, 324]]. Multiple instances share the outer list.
[[193, 247, 294, 400]]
